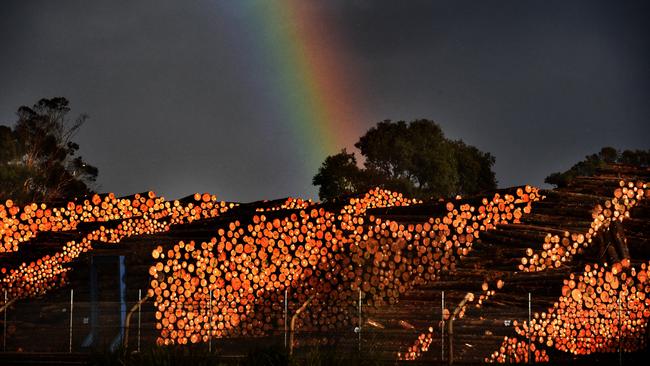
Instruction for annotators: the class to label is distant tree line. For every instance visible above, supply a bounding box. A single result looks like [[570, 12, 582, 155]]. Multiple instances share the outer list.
[[545, 147, 650, 188], [1, 98, 646, 206], [313, 120, 497, 201], [0, 97, 97, 205]]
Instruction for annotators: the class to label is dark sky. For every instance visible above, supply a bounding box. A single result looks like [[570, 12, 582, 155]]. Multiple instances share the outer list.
[[1, 0, 648, 202]]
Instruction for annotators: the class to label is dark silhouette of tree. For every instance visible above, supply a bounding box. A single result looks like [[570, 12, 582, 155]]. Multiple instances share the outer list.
[[545, 147, 650, 188], [0, 97, 98, 204], [313, 119, 497, 201], [312, 150, 365, 200], [453, 140, 497, 196]]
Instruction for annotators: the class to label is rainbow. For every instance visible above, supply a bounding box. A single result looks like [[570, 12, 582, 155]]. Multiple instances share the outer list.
[[253, 1, 365, 176]]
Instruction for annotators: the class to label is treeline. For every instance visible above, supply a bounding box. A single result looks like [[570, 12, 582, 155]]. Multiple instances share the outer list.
[[0, 97, 97, 204], [545, 147, 650, 187]]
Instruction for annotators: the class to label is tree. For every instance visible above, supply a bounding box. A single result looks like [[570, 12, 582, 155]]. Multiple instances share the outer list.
[[313, 119, 497, 201], [0, 97, 98, 204], [453, 140, 497, 195], [312, 150, 366, 200], [545, 147, 650, 187]]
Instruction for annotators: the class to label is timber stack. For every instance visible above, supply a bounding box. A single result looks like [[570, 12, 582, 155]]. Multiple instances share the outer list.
[[0, 163, 648, 364]]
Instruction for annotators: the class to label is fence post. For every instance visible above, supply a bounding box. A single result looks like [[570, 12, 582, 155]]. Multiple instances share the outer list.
[[208, 289, 212, 353], [137, 289, 142, 353], [69, 289, 74, 353], [289, 295, 315, 356], [448, 293, 473, 365], [3, 290, 7, 352], [526, 292, 531, 363], [618, 296, 622, 366], [284, 288, 288, 349], [440, 291, 445, 361], [118, 256, 126, 347], [358, 289, 362, 353]]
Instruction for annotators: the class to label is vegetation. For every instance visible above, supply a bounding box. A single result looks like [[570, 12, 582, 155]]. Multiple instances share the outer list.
[[545, 147, 650, 187], [313, 119, 497, 201], [0, 97, 97, 204]]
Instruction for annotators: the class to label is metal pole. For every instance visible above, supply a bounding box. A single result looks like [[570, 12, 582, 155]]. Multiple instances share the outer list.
[[441, 291, 445, 362], [118, 256, 126, 348], [3, 290, 7, 352], [208, 289, 212, 353], [284, 288, 288, 349], [358, 289, 362, 352], [69, 289, 74, 353], [448, 293, 472, 366], [526, 292, 531, 363], [137, 289, 142, 353], [618, 296, 622, 366]]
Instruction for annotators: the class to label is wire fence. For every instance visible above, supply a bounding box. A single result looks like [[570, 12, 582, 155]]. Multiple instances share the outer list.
[[6, 294, 370, 354], [0, 288, 646, 364]]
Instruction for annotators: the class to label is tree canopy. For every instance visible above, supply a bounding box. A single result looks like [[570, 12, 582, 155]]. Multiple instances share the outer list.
[[313, 120, 497, 201], [545, 147, 650, 187], [0, 97, 98, 204]]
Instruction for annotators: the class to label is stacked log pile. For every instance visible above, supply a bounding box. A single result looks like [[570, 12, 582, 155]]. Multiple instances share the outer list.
[[519, 181, 645, 272], [1, 163, 648, 363], [254, 197, 313, 212], [148, 187, 538, 345], [0, 192, 236, 298], [483, 168, 649, 362], [148, 189, 421, 344], [486, 336, 549, 363], [513, 261, 649, 354], [357, 164, 649, 363], [0, 192, 171, 253]]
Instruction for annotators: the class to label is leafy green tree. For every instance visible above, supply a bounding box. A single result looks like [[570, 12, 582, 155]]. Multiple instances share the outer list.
[[453, 140, 497, 196], [0, 97, 98, 204], [313, 119, 497, 201], [545, 147, 650, 187], [312, 150, 367, 200]]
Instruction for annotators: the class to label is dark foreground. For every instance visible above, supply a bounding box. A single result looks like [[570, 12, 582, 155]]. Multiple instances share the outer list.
[[0, 345, 648, 366]]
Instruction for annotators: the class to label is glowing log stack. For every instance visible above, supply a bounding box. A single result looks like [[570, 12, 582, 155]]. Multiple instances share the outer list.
[[475, 279, 504, 308], [4, 162, 648, 361], [486, 336, 549, 363], [0, 189, 235, 257], [147, 193, 400, 344], [339, 189, 421, 217], [477, 172, 650, 363], [0, 192, 236, 299], [386, 168, 648, 363], [0, 192, 167, 253], [398, 326, 436, 361], [398, 292, 481, 361], [520, 181, 647, 272], [255, 197, 314, 212], [169, 193, 236, 225], [148, 187, 539, 345], [352, 188, 538, 308], [513, 261, 650, 355]]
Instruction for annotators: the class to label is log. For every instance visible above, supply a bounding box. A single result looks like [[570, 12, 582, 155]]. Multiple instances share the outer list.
[[289, 294, 316, 356], [609, 220, 630, 260]]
